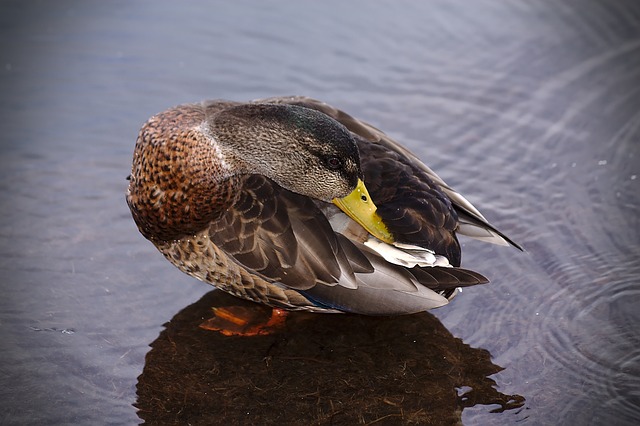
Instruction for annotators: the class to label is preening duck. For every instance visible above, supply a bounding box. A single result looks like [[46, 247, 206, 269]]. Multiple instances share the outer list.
[[126, 96, 521, 315]]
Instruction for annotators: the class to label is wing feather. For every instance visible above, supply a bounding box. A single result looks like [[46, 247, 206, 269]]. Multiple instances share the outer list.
[[198, 97, 519, 314]]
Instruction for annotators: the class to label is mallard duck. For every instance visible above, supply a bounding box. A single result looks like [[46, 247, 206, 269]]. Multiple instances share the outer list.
[[126, 96, 521, 315]]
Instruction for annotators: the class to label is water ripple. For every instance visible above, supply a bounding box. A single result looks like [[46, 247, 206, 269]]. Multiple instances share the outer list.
[[534, 251, 640, 420]]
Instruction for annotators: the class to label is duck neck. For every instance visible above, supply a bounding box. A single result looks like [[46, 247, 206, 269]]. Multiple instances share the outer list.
[[208, 109, 283, 180]]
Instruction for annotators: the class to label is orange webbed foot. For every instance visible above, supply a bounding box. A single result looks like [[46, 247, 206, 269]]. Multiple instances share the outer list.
[[199, 305, 288, 336]]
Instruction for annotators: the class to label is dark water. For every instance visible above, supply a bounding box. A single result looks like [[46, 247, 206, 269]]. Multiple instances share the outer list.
[[1, 0, 639, 424]]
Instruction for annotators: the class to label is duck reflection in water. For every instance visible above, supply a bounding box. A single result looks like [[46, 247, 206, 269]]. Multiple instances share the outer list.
[[135, 291, 525, 424]]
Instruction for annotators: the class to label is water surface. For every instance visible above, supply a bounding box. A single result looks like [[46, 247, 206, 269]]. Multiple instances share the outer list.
[[1, 1, 639, 424]]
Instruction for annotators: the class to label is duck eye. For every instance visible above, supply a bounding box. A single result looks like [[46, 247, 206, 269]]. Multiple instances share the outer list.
[[325, 156, 342, 170]]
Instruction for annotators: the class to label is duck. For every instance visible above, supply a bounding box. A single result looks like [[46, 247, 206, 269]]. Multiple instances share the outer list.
[[126, 96, 521, 315]]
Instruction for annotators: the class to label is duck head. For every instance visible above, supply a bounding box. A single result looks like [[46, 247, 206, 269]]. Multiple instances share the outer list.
[[212, 103, 393, 243]]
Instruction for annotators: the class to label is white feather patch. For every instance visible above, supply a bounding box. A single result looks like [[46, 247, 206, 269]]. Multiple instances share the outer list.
[[363, 237, 452, 268]]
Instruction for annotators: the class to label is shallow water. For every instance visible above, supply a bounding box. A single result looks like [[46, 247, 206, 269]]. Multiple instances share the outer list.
[[1, 0, 639, 424]]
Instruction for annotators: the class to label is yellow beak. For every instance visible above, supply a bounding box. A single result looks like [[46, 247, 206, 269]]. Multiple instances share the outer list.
[[332, 179, 394, 244]]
